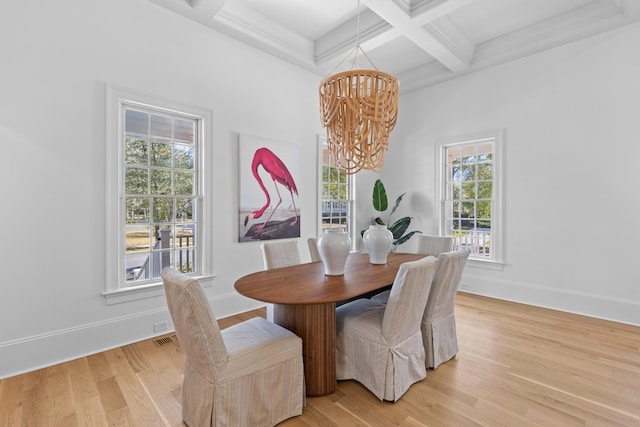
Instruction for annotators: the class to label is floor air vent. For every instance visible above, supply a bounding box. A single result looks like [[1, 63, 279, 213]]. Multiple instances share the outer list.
[[154, 334, 178, 347]]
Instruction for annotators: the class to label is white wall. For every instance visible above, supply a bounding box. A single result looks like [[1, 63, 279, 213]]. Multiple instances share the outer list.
[[375, 21, 640, 326], [0, 0, 323, 378], [2, 0, 639, 379]]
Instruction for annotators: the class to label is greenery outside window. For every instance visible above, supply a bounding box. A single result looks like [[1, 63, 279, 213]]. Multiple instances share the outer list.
[[105, 86, 213, 303], [123, 107, 198, 284], [318, 136, 356, 250], [437, 129, 504, 264]]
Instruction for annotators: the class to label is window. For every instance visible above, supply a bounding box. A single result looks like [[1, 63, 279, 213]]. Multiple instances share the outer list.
[[318, 136, 356, 250], [105, 87, 213, 303], [437, 130, 503, 264]]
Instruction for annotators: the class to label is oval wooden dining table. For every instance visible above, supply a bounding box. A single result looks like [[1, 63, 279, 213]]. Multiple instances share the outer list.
[[234, 252, 425, 396]]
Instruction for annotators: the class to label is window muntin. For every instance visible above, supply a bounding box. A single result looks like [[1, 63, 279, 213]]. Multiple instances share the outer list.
[[105, 87, 213, 303], [439, 131, 503, 263], [319, 137, 356, 250], [122, 106, 199, 286]]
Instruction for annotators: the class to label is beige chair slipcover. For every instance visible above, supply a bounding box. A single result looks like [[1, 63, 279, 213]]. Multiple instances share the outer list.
[[423, 249, 469, 368], [416, 234, 454, 257], [260, 240, 301, 321], [369, 249, 469, 369], [260, 240, 301, 269], [335, 256, 438, 401], [161, 267, 304, 427], [370, 234, 453, 305], [307, 237, 322, 262]]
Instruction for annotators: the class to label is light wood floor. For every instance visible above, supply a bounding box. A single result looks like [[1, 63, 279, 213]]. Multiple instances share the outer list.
[[1, 293, 639, 426]]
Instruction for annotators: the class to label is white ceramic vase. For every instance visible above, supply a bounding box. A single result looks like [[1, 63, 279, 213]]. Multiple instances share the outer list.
[[363, 225, 393, 264], [317, 229, 351, 276]]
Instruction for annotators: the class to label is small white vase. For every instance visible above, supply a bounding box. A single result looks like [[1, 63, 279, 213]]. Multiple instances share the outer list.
[[363, 225, 393, 264], [317, 229, 351, 276]]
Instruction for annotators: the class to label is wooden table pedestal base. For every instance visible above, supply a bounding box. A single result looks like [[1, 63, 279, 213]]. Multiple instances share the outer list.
[[273, 302, 337, 397]]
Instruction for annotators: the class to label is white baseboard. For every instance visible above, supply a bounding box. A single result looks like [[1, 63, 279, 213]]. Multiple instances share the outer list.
[[0, 292, 266, 380], [5, 277, 635, 380], [459, 274, 640, 327]]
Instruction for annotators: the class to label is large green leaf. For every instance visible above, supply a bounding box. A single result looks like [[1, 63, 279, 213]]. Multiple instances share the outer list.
[[366, 179, 420, 249], [388, 216, 411, 240], [389, 192, 406, 217], [372, 179, 388, 212], [393, 230, 422, 246]]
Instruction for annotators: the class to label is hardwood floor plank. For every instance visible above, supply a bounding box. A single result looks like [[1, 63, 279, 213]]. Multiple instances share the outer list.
[[95, 376, 127, 415], [2, 294, 639, 426], [0, 376, 23, 427], [120, 344, 153, 374], [102, 348, 165, 426], [68, 358, 100, 403], [86, 352, 114, 384], [135, 367, 183, 426], [507, 372, 639, 426], [75, 395, 108, 427], [18, 371, 47, 427], [43, 363, 79, 427], [303, 391, 367, 425], [115, 372, 164, 427]]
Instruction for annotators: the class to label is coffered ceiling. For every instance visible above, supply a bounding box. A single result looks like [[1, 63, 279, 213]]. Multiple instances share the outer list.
[[146, 0, 640, 93]]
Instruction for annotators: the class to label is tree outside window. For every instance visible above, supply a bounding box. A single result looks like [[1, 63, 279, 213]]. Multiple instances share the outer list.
[[439, 131, 503, 263], [122, 107, 199, 285]]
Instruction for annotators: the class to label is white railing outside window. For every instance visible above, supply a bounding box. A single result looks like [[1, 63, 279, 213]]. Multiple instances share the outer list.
[[105, 86, 213, 303], [437, 130, 504, 264]]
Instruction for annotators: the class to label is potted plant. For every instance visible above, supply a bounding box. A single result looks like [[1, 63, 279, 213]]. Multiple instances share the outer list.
[[361, 179, 421, 250]]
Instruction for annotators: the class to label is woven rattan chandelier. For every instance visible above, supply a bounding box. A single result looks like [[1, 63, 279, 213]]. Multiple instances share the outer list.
[[319, 1, 399, 174]]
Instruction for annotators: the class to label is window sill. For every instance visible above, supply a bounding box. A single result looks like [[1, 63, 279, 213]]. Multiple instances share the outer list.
[[467, 258, 504, 271], [102, 274, 215, 305]]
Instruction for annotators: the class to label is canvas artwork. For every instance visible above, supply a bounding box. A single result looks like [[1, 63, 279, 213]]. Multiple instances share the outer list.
[[238, 134, 301, 242]]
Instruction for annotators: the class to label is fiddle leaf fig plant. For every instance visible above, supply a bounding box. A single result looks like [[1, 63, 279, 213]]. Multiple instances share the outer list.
[[362, 179, 421, 249]]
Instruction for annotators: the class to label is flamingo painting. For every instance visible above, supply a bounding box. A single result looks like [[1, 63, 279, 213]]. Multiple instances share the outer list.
[[244, 147, 299, 233]]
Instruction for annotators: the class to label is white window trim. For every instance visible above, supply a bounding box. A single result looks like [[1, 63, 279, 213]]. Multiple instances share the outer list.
[[104, 85, 215, 304], [317, 135, 357, 251], [435, 128, 505, 269]]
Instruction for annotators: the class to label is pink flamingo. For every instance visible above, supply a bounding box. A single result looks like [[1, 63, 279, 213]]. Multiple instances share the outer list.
[[244, 147, 299, 230]]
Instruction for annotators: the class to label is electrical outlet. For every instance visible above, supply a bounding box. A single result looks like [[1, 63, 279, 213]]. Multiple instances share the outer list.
[[153, 321, 169, 333]]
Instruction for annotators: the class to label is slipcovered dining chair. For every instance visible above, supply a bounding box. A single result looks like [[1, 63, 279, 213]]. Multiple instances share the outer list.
[[260, 240, 301, 321], [370, 235, 453, 304], [307, 237, 322, 262], [416, 234, 454, 257], [161, 267, 304, 427], [369, 250, 469, 368], [335, 256, 439, 401], [423, 249, 469, 368]]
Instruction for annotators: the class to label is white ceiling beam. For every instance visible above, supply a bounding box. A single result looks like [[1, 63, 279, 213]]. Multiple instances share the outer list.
[[146, 0, 640, 93], [314, 9, 400, 67], [190, 0, 229, 24], [209, 2, 315, 69], [398, 0, 639, 94], [362, 0, 473, 72], [410, 0, 476, 24], [423, 15, 475, 70]]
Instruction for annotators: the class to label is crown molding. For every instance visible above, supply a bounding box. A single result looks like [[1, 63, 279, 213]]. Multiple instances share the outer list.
[[208, 2, 316, 69], [145, 0, 640, 93], [397, 0, 640, 94]]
